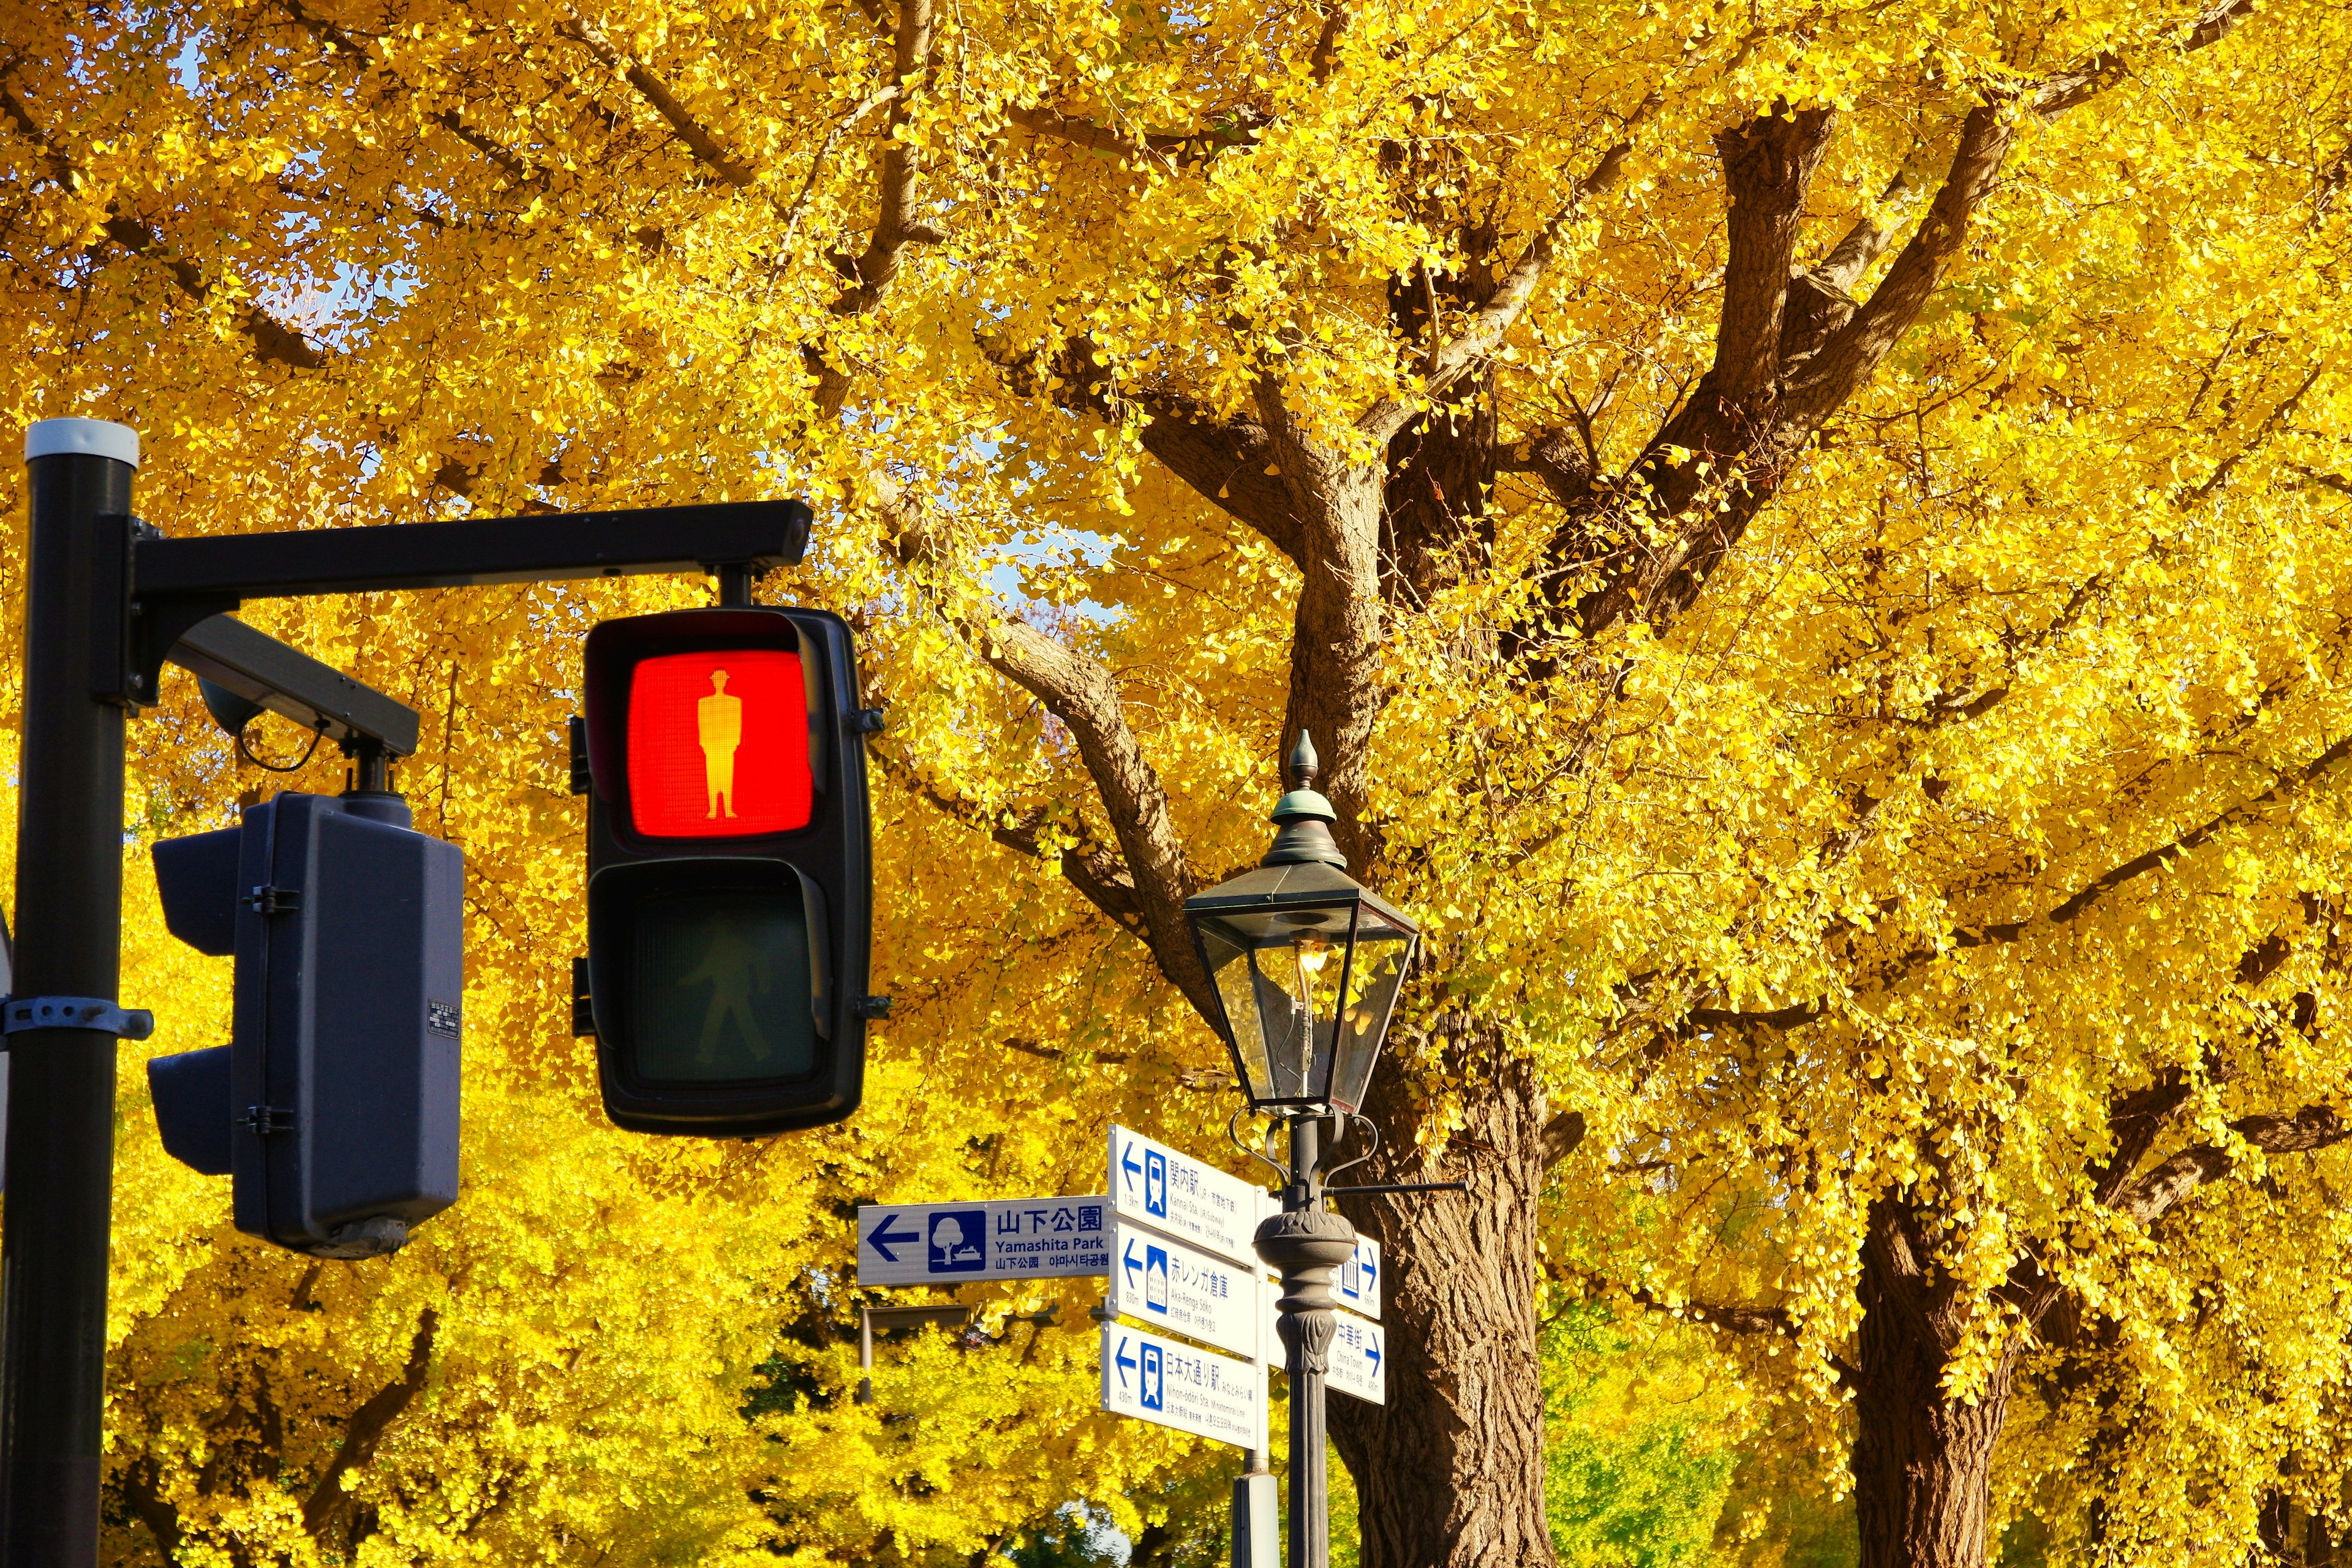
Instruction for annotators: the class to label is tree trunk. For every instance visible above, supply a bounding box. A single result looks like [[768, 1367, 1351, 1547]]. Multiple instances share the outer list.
[[1852, 1223, 2019, 1568], [1328, 1034, 1555, 1568]]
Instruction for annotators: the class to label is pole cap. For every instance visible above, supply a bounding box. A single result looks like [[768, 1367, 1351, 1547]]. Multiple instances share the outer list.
[[24, 418, 140, 469]]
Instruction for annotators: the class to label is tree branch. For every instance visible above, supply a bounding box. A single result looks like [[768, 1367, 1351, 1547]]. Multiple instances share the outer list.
[[839, 0, 944, 301], [2, 82, 328, 370], [2113, 1104, 2350, 1228], [778, 87, 898, 250], [869, 748, 1148, 937], [557, 12, 756, 187], [1308, 4, 1351, 85], [1002, 102, 1256, 164], [857, 469, 1212, 1017], [1786, 0, 2261, 429], [1496, 428, 1596, 512], [302, 1308, 439, 1540], [1601, 1276, 1851, 1382], [978, 336, 1307, 563], [1962, 730, 2352, 947], [1540, 1110, 1586, 1171], [1708, 105, 1838, 407], [1139, 404, 1306, 565], [277, 2, 538, 187], [1359, 99, 1657, 443]]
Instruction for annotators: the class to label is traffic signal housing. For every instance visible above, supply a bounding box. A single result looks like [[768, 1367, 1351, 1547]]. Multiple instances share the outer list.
[[578, 608, 873, 1136], [146, 790, 465, 1258]]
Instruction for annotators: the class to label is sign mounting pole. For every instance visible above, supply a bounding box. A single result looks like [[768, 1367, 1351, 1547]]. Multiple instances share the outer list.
[[1, 421, 138, 1560]]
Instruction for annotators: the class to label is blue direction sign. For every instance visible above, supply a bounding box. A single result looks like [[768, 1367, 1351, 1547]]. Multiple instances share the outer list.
[[1109, 1125, 1263, 1266], [1107, 1220, 1261, 1359], [1329, 1313, 1385, 1404], [858, 1197, 1112, 1286], [1336, 1234, 1382, 1320], [1100, 1322, 1263, 1449]]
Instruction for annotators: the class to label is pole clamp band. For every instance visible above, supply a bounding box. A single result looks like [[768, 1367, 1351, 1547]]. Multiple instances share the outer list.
[[0, 995, 157, 1041]]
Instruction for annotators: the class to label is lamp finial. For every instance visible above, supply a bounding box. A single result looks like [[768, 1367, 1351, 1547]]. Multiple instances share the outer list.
[[1262, 731, 1345, 867], [1287, 731, 1321, 792]]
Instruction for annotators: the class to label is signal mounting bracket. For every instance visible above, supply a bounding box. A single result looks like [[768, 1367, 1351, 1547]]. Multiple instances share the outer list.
[[0, 995, 157, 1041]]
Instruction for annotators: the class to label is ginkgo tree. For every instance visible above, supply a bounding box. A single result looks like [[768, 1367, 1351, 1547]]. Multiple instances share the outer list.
[[3, 0, 2350, 1563]]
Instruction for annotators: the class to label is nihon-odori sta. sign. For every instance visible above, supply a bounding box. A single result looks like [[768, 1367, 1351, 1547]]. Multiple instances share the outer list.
[[627, 649, 811, 837]]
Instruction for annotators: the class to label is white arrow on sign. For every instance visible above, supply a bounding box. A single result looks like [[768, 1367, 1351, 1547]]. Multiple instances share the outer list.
[[857, 1197, 1112, 1286], [1107, 1220, 1261, 1359], [1100, 1321, 1264, 1449], [1109, 1125, 1264, 1267]]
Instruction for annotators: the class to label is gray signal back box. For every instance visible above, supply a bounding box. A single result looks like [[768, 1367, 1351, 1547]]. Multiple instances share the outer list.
[[227, 793, 464, 1256]]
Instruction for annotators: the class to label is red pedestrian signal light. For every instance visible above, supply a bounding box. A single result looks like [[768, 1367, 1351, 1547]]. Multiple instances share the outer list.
[[625, 649, 812, 837], [578, 608, 874, 1136]]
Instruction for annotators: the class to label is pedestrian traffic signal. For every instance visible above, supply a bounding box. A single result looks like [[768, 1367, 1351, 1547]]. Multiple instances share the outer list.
[[577, 608, 874, 1136], [146, 790, 464, 1258]]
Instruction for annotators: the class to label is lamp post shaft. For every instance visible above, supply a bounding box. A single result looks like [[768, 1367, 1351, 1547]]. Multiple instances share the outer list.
[[1254, 1114, 1355, 1568]]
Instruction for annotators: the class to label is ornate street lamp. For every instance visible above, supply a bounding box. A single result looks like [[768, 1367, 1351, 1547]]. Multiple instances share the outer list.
[[1184, 733, 1418, 1123], [1183, 733, 1419, 1568]]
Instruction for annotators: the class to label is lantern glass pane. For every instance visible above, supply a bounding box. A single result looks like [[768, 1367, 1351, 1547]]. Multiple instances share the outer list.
[[1191, 899, 1366, 1105], [1197, 921, 1273, 1102], [1328, 925, 1413, 1113]]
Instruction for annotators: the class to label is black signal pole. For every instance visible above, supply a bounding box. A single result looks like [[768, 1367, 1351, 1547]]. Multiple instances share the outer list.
[[1, 421, 138, 1559]]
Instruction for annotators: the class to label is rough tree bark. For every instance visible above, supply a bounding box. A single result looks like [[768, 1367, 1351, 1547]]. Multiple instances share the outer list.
[[1329, 1041, 1561, 1568], [1849, 1201, 2019, 1568]]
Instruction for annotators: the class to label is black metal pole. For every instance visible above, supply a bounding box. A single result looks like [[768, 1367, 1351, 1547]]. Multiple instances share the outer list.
[[1252, 1113, 1356, 1568], [0, 420, 139, 1564], [716, 562, 758, 608]]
